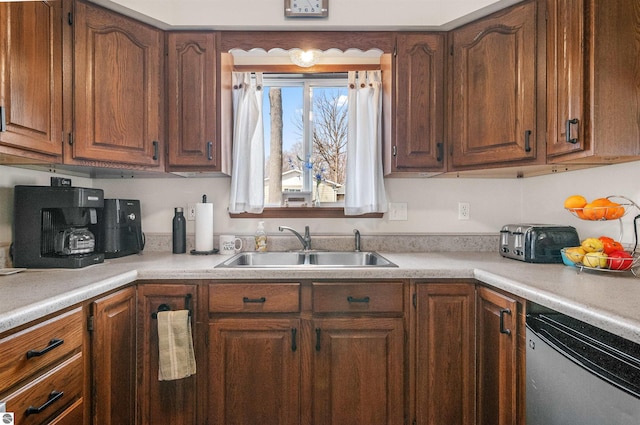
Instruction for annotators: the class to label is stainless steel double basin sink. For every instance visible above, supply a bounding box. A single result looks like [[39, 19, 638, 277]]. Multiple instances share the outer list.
[[215, 251, 397, 268]]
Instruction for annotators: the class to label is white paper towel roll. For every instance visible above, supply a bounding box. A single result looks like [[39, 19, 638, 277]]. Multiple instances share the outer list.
[[195, 202, 214, 252]]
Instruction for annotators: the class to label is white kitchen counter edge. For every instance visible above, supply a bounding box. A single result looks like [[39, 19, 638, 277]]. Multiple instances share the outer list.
[[1, 252, 639, 345]]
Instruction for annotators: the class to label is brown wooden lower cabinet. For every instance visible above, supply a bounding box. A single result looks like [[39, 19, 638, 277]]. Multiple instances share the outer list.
[[311, 317, 405, 425], [137, 283, 199, 425], [209, 318, 301, 425], [476, 285, 524, 425], [414, 283, 476, 425], [82, 279, 523, 425], [207, 280, 406, 425], [413, 282, 525, 425], [90, 286, 136, 425]]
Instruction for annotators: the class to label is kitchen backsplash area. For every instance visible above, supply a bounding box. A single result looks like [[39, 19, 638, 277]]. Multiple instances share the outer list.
[[143, 233, 500, 254], [2, 160, 640, 268]]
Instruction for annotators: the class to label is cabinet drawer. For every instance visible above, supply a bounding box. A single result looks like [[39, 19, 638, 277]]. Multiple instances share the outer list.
[[313, 282, 404, 313], [209, 283, 300, 313], [0, 308, 83, 392], [2, 353, 84, 425]]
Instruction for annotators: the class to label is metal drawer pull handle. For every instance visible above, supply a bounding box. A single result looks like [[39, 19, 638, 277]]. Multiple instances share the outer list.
[[347, 296, 370, 303], [566, 118, 579, 144], [315, 328, 321, 351], [25, 390, 64, 416], [524, 130, 532, 152], [26, 338, 64, 359], [499, 308, 512, 335], [152, 140, 159, 160], [291, 328, 297, 352], [243, 297, 266, 303]]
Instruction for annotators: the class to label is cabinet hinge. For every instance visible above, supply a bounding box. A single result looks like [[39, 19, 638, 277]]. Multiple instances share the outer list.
[[67, 12, 73, 26], [87, 315, 95, 332]]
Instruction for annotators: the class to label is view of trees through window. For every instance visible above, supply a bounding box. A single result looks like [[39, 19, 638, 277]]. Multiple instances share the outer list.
[[263, 74, 348, 207]]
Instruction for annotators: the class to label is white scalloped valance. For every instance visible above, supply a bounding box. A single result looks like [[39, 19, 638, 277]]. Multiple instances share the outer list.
[[230, 48, 383, 66]]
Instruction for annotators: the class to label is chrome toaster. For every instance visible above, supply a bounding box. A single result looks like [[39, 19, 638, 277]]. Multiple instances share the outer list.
[[500, 224, 580, 263]]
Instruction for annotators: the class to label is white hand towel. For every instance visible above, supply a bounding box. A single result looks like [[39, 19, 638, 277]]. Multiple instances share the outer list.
[[157, 310, 196, 381]]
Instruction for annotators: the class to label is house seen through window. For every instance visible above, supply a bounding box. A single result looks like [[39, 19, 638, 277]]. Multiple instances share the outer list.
[[262, 73, 348, 207]]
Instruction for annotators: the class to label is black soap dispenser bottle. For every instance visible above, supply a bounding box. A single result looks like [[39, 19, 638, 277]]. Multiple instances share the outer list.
[[172, 207, 186, 254]]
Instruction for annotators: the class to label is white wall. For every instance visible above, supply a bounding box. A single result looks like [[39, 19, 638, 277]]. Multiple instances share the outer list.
[[0, 166, 93, 244], [2, 161, 639, 245], [90, 0, 523, 30]]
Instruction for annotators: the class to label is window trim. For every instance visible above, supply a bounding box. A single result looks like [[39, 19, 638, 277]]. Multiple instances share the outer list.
[[230, 63, 386, 219]]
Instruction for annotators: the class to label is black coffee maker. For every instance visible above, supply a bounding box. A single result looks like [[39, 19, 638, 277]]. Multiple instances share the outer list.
[[12, 183, 105, 268]]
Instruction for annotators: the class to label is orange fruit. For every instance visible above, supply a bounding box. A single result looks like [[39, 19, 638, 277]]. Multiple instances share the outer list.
[[583, 202, 606, 220], [604, 202, 625, 220], [564, 195, 587, 210]]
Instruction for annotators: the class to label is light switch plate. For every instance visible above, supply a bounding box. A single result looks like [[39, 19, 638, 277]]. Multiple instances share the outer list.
[[388, 202, 408, 221]]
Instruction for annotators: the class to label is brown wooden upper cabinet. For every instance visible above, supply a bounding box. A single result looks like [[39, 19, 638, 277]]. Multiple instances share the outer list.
[[70, 0, 164, 169], [166, 32, 230, 173], [546, 0, 640, 163], [449, 0, 540, 170], [0, 0, 64, 161], [387, 33, 446, 175]]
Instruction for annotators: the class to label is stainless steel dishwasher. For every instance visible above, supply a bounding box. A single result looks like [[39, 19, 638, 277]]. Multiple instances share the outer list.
[[526, 304, 640, 425]]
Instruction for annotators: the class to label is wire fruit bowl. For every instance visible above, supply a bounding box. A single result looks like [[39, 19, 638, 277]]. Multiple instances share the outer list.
[[561, 248, 640, 277], [565, 196, 639, 221]]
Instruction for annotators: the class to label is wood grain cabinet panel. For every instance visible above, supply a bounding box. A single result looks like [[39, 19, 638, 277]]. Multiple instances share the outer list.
[[546, 0, 640, 162], [71, 0, 163, 169], [311, 317, 405, 425], [414, 283, 475, 425], [2, 353, 84, 425], [450, 0, 539, 169], [90, 286, 136, 425], [137, 283, 198, 425], [166, 32, 220, 171], [0, 0, 63, 160], [209, 318, 301, 425], [476, 286, 521, 425], [0, 307, 82, 393], [389, 33, 445, 174]]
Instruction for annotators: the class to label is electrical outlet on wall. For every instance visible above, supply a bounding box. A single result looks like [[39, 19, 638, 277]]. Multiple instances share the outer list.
[[388, 202, 408, 221], [458, 202, 470, 220], [187, 204, 196, 221]]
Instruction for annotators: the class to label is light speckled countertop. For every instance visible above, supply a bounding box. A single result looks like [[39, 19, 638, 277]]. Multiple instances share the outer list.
[[1, 252, 639, 344]]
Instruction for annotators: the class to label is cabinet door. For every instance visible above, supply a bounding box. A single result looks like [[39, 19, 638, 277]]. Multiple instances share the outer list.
[[91, 286, 136, 425], [0, 0, 63, 158], [391, 33, 445, 173], [312, 317, 404, 425], [546, 0, 640, 161], [415, 283, 475, 425], [545, 0, 586, 157], [209, 318, 301, 425], [450, 1, 537, 169], [166, 32, 219, 170], [72, 0, 163, 168], [476, 286, 518, 425], [138, 284, 198, 425]]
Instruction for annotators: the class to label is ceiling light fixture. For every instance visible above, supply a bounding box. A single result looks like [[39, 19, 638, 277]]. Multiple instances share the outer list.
[[289, 49, 321, 67]]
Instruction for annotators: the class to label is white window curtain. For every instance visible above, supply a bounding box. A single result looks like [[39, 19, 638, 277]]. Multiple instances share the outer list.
[[345, 70, 388, 215], [229, 72, 264, 214]]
